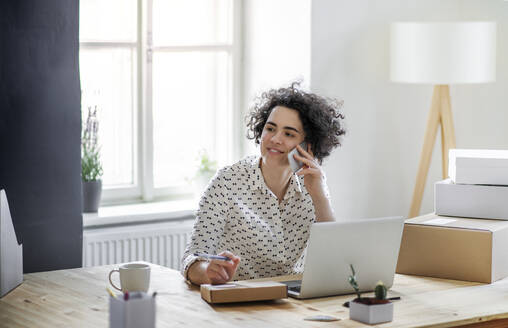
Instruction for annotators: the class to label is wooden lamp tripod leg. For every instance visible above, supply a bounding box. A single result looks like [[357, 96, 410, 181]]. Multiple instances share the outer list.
[[440, 117, 447, 179], [409, 85, 442, 218], [440, 85, 456, 180]]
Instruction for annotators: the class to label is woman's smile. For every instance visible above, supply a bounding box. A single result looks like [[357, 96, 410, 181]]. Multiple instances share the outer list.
[[267, 147, 284, 154]]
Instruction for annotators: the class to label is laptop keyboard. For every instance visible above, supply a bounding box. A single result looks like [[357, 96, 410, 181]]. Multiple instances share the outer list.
[[289, 285, 301, 293], [281, 280, 302, 294]]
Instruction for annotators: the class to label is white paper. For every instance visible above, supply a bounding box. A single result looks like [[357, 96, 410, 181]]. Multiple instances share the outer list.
[[212, 284, 237, 289], [239, 281, 282, 288], [423, 218, 456, 225]]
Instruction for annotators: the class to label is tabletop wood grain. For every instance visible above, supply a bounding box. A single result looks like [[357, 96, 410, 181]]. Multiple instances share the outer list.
[[1, 263, 508, 328]]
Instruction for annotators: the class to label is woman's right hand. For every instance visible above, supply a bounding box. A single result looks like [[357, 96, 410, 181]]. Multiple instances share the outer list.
[[188, 251, 241, 285], [204, 251, 241, 284]]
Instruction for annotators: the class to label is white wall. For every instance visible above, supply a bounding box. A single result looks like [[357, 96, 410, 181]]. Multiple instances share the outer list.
[[311, 0, 508, 219], [242, 0, 311, 156]]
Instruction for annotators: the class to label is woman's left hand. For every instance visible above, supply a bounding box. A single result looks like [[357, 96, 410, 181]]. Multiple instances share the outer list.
[[293, 144, 327, 200]]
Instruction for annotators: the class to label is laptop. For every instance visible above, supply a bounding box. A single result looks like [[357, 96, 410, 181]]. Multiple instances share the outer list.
[[282, 216, 404, 299]]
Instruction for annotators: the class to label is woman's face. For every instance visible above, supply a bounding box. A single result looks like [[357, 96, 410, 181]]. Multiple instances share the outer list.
[[260, 106, 305, 168]]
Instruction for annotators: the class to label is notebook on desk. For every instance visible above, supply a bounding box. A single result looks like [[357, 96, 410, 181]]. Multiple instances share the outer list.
[[282, 216, 404, 299]]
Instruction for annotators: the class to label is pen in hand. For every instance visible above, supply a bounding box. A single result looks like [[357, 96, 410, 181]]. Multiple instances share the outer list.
[[193, 253, 232, 262]]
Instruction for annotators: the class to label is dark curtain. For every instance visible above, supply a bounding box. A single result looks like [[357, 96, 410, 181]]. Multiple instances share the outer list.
[[0, 0, 83, 272]]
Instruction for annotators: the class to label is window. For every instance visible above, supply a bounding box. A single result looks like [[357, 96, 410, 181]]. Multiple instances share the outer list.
[[79, 0, 241, 204]]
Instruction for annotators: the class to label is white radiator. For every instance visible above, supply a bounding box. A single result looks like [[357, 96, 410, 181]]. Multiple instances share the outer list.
[[83, 220, 194, 270]]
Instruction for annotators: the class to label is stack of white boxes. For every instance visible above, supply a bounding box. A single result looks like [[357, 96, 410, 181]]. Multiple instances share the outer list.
[[435, 149, 508, 219]]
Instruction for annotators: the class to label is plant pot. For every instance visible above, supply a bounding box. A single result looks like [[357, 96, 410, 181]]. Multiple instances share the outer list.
[[193, 172, 215, 197], [82, 180, 102, 213], [349, 298, 393, 324]]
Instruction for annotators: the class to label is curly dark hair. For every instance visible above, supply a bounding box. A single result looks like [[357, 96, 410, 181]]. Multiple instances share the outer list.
[[246, 82, 345, 163]]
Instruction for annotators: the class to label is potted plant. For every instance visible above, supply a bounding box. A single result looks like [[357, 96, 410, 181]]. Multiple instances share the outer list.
[[81, 105, 103, 213], [348, 264, 394, 324], [192, 149, 217, 196]]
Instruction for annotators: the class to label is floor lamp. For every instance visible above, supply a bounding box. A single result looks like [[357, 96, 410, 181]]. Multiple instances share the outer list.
[[390, 22, 497, 218]]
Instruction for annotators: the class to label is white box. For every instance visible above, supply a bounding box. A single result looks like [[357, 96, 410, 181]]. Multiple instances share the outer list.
[[435, 179, 508, 219], [449, 149, 508, 185], [1, 190, 23, 298], [109, 293, 155, 328]]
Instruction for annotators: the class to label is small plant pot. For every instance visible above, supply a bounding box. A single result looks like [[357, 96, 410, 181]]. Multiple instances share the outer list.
[[82, 180, 102, 213], [349, 298, 393, 324], [193, 172, 214, 197]]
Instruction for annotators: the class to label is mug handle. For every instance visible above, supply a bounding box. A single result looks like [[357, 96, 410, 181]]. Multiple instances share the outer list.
[[108, 269, 122, 291]]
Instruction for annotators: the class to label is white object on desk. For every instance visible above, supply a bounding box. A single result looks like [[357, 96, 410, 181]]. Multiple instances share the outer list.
[[0, 189, 23, 298], [109, 292, 155, 328], [449, 149, 508, 185], [350, 300, 393, 325], [423, 218, 457, 225]]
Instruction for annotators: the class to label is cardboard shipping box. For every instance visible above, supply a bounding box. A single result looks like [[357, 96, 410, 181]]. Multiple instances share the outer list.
[[200, 281, 287, 304], [396, 213, 508, 283]]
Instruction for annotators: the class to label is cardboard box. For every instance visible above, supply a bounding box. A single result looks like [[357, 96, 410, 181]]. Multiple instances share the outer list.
[[200, 281, 287, 303], [449, 149, 508, 185], [1, 190, 23, 298], [396, 213, 508, 283], [435, 179, 508, 219]]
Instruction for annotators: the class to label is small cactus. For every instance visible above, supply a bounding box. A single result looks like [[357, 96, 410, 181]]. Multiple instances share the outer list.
[[374, 281, 387, 300]]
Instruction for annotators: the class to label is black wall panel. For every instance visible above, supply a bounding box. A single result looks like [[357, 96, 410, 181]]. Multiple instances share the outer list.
[[0, 0, 82, 272]]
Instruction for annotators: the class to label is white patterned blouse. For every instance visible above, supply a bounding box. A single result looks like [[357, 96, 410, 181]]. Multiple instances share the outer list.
[[181, 155, 323, 281]]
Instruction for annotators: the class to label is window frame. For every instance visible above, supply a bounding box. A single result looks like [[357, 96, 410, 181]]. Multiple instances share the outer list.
[[79, 0, 243, 205]]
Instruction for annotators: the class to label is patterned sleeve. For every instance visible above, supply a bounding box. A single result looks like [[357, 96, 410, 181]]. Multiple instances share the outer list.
[[180, 168, 230, 280]]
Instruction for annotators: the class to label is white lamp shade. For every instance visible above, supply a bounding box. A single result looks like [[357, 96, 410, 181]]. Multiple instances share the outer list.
[[390, 22, 496, 84]]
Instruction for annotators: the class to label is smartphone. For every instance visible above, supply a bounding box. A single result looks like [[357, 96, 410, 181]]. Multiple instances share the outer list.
[[288, 142, 307, 173]]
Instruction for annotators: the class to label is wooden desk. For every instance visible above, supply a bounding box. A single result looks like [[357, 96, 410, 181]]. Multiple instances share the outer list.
[[1, 264, 508, 327]]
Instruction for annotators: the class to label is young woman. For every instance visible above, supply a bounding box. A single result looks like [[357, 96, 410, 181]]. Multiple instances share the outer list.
[[181, 83, 345, 285]]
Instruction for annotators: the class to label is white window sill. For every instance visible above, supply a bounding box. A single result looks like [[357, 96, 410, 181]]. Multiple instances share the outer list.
[[83, 199, 198, 228]]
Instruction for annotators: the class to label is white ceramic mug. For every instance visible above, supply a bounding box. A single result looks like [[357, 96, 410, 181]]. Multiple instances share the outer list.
[[109, 263, 151, 292]]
